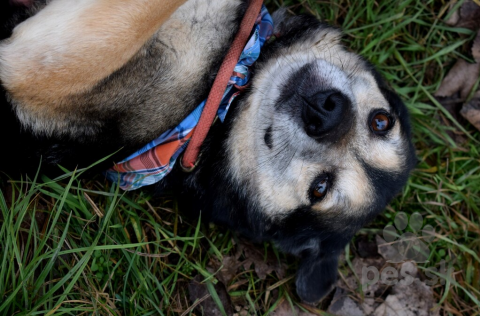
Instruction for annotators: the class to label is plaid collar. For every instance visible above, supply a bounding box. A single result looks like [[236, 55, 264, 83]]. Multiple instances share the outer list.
[[105, 6, 273, 191]]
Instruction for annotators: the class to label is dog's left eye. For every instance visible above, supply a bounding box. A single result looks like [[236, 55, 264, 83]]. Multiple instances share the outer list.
[[311, 175, 330, 201]]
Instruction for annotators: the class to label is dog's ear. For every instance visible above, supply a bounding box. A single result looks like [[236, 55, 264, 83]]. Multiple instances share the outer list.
[[295, 249, 339, 304], [271, 8, 312, 37], [0, 0, 185, 119], [270, 8, 341, 52]]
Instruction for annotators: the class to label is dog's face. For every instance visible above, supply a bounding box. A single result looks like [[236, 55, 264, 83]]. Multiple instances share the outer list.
[[228, 13, 415, 221], [185, 13, 416, 304]]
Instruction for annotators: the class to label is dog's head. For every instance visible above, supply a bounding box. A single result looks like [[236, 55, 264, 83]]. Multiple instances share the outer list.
[[180, 11, 416, 303]]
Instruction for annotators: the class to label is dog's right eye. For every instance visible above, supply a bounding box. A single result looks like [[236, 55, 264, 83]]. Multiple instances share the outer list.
[[311, 175, 330, 201]]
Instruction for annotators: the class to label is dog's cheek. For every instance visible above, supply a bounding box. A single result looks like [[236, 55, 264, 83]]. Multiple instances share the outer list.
[[295, 252, 339, 304]]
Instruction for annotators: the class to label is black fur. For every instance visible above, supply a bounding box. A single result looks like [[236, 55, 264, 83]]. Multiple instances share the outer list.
[[166, 97, 381, 303], [0, 1, 32, 39], [162, 15, 417, 304]]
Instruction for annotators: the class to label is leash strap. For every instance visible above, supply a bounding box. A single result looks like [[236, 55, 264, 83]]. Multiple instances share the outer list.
[[181, 0, 264, 169]]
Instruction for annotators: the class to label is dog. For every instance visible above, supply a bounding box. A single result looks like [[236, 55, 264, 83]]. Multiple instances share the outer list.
[[0, 0, 416, 303]]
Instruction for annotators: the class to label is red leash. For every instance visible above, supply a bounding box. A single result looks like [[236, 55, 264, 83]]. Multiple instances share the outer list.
[[181, 0, 264, 170]]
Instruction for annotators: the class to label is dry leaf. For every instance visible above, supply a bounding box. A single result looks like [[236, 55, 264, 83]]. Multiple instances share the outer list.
[[241, 243, 286, 280], [233, 305, 258, 316], [330, 238, 438, 316], [219, 256, 243, 285], [460, 92, 480, 131], [329, 255, 388, 315], [446, 1, 480, 30], [457, 1, 480, 30], [188, 275, 234, 316], [373, 278, 439, 316], [434, 59, 480, 99], [206, 242, 244, 286], [473, 31, 480, 62], [445, 3, 459, 26], [434, 4, 480, 139], [373, 295, 406, 316], [376, 235, 404, 263], [327, 288, 364, 316]]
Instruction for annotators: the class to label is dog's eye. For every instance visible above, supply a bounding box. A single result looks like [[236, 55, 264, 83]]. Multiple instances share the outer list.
[[369, 111, 393, 135], [312, 176, 329, 200]]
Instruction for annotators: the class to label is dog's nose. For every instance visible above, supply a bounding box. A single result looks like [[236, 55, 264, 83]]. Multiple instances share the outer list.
[[301, 90, 353, 141]]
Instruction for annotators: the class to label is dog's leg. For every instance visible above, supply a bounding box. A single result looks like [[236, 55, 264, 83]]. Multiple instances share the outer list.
[[0, 0, 185, 115]]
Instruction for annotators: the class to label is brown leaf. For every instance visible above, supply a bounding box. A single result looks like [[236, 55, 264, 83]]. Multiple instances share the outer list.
[[373, 278, 439, 316], [473, 31, 480, 62], [241, 243, 286, 280], [447, 1, 480, 30], [330, 255, 388, 315], [460, 92, 480, 131], [206, 242, 243, 286], [376, 235, 404, 263], [458, 1, 480, 30], [327, 288, 364, 316], [219, 256, 243, 285], [434, 59, 480, 99], [445, 3, 459, 26], [188, 275, 234, 316]]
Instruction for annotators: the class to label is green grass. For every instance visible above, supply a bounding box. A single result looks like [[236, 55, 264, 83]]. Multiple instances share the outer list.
[[1, 0, 480, 315]]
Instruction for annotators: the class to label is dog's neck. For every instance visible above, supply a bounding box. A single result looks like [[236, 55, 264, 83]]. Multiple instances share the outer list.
[[104, 5, 274, 191]]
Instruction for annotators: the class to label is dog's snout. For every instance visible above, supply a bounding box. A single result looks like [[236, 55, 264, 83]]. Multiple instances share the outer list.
[[301, 90, 353, 141]]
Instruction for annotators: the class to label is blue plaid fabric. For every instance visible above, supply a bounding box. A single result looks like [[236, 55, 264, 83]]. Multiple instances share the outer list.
[[105, 6, 273, 190]]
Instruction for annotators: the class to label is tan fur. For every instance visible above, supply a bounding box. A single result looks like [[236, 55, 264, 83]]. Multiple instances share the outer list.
[[351, 74, 403, 171], [315, 157, 372, 213], [0, 0, 185, 120]]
